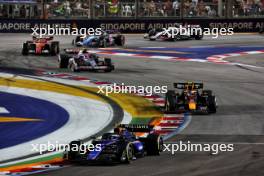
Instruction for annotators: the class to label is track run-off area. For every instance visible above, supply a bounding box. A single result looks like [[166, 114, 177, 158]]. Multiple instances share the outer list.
[[0, 33, 263, 176]]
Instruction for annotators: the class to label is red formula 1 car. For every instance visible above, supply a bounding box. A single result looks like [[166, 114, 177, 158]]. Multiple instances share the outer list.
[[22, 36, 60, 56]]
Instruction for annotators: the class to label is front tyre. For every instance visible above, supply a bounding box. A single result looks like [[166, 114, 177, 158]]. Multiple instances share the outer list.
[[120, 143, 134, 164], [22, 43, 29, 55], [69, 63, 78, 72], [165, 90, 177, 112], [67, 140, 82, 160], [208, 95, 217, 113]]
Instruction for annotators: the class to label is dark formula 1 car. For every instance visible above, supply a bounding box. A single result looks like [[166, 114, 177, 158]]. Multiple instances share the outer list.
[[22, 36, 59, 56], [165, 82, 217, 114], [64, 124, 163, 164], [58, 48, 114, 72], [72, 30, 125, 47], [144, 26, 203, 41]]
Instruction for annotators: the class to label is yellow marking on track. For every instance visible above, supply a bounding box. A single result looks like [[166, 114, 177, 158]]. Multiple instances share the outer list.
[[0, 77, 162, 119], [80, 86, 162, 119], [0, 77, 104, 102], [0, 117, 43, 122]]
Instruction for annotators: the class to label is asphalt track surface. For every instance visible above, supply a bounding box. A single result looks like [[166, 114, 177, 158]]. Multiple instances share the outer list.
[[0, 34, 264, 176]]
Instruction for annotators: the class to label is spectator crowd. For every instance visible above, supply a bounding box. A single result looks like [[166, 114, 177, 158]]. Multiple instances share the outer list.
[[233, 0, 264, 17], [0, 0, 263, 19]]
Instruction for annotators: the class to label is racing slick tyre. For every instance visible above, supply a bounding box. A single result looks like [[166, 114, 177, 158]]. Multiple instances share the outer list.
[[69, 63, 78, 72], [119, 143, 134, 164], [51, 42, 60, 56], [259, 27, 264, 34], [115, 35, 125, 46], [104, 58, 114, 72], [104, 58, 112, 65], [202, 90, 213, 96], [149, 29, 156, 35], [148, 29, 157, 41], [22, 43, 29, 55], [58, 54, 70, 68], [194, 34, 203, 40], [102, 39, 109, 48], [146, 134, 163, 155], [165, 90, 177, 112], [72, 36, 81, 46], [208, 95, 217, 113], [202, 90, 212, 96], [67, 140, 82, 160], [90, 53, 99, 60]]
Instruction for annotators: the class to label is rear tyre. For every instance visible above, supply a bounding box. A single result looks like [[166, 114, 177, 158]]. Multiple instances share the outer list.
[[146, 134, 163, 155], [148, 29, 157, 41], [70, 63, 78, 72], [104, 58, 113, 72], [194, 34, 203, 40], [103, 39, 109, 48], [115, 35, 125, 46], [68, 140, 82, 160], [104, 58, 112, 65], [202, 90, 212, 96], [259, 28, 264, 34], [51, 42, 60, 56], [73, 36, 81, 46], [165, 90, 177, 112], [58, 54, 70, 68], [148, 29, 156, 36], [22, 43, 29, 55]]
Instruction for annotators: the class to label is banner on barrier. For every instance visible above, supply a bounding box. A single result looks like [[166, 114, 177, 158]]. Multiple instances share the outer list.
[[0, 19, 263, 33]]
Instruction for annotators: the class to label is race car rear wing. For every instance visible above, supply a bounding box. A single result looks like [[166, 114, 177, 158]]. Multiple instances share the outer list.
[[117, 124, 154, 132], [64, 48, 83, 54], [33, 36, 54, 40], [174, 82, 203, 89]]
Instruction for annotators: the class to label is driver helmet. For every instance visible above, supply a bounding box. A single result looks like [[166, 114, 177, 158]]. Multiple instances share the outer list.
[[78, 54, 85, 60], [82, 49, 88, 54], [89, 53, 98, 59]]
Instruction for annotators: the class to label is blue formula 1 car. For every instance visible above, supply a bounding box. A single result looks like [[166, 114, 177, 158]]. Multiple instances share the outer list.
[[64, 124, 163, 164], [72, 30, 125, 48]]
